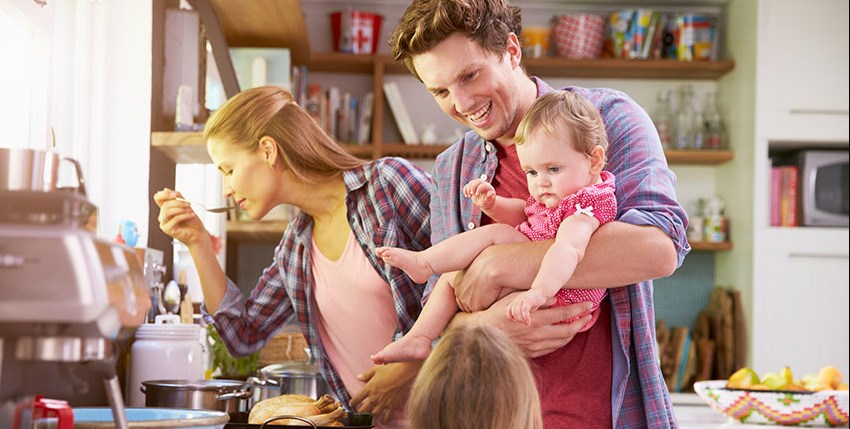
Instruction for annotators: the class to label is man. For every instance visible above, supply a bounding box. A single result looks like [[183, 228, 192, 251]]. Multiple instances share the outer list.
[[388, 0, 689, 427]]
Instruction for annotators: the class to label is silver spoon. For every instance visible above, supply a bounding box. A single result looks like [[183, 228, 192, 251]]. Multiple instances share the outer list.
[[176, 197, 232, 213]]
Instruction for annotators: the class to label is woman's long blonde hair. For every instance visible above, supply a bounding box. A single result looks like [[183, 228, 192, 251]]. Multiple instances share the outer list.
[[407, 324, 543, 429], [203, 86, 364, 183]]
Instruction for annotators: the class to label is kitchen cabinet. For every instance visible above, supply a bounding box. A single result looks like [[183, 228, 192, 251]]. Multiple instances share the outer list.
[[749, 0, 850, 377], [752, 228, 849, 377], [757, 0, 849, 143]]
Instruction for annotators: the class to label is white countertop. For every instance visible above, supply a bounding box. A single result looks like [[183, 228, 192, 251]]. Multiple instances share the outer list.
[[673, 393, 771, 428]]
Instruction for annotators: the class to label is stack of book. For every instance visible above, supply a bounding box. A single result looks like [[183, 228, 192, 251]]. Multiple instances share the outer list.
[[770, 165, 799, 227]]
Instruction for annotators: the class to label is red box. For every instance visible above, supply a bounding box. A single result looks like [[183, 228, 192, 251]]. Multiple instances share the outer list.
[[331, 11, 383, 54]]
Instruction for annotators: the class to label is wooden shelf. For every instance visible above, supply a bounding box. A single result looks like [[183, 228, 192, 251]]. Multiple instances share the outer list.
[[664, 149, 734, 165], [691, 241, 733, 251], [152, 133, 735, 166], [226, 221, 287, 243], [209, 0, 310, 65]]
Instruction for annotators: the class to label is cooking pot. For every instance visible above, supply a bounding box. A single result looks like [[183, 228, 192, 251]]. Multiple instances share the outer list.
[[141, 380, 254, 413], [258, 358, 332, 400], [0, 148, 86, 194]]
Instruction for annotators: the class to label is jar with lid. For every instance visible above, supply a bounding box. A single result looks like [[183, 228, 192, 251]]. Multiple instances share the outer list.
[[128, 315, 204, 406]]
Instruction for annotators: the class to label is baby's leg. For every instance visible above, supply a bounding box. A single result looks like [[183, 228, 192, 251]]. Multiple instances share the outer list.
[[378, 223, 527, 284], [371, 272, 460, 364]]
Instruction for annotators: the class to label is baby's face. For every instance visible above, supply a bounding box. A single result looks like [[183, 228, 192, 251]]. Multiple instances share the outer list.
[[517, 128, 595, 208]]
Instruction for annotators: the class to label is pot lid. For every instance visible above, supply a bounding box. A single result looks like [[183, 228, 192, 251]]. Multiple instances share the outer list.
[[141, 379, 245, 391], [260, 360, 320, 377]]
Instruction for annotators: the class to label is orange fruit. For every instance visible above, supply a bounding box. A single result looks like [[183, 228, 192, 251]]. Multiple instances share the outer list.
[[817, 366, 843, 390]]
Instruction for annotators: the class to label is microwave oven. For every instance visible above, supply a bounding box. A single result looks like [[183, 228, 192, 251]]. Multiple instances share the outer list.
[[796, 150, 849, 227]]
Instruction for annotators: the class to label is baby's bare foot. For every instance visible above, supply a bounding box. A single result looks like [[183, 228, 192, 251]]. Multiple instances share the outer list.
[[370, 335, 433, 365], [376, 247, 433, 283]]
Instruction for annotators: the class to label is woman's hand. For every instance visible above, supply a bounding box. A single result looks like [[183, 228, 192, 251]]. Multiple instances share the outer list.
[[452, 292, 592, 358], [351, 360, 423, 424], [153, 188, 208, 247]]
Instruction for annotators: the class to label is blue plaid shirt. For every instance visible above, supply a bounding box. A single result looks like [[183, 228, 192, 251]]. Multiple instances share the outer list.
[[203, 157, 432, 407], [428, 78, 690, 428]]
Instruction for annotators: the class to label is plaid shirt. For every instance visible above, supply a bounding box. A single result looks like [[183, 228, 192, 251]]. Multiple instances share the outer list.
[[203, 158, 432, 407], [428, 79, 690, 428]]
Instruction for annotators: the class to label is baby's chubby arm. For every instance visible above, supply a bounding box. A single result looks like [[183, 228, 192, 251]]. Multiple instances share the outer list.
[[463, 179, 527, 226]]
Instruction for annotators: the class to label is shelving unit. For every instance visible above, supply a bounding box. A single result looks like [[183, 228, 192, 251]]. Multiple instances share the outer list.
[[153, 1, 738, 254]]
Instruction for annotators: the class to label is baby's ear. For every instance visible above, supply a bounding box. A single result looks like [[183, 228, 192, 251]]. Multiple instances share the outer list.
[[589, 145, 606, 174]]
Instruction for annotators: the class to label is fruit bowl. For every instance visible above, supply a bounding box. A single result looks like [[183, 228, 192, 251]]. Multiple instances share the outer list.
[[694, 380, 849, 427]]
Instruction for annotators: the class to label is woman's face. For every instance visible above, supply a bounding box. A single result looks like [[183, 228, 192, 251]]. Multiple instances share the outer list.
[[412, 33, 525, 143], [207, 137, 282, 220]]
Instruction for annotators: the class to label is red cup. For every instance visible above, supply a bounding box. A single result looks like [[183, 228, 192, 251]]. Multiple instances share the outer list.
[[331, 10, 384, 54]]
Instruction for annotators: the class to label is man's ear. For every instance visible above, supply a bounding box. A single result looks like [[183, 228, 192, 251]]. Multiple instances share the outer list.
[[259, 136, 279, 168], [589, 145, 606, 174], [506, 32, 522, 69]]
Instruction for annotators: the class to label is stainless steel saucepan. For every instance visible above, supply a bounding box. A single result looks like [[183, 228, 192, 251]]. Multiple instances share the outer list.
[[0, 148, 86, 194]]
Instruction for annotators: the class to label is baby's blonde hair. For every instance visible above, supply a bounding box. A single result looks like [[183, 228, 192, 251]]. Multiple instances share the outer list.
[[407, 324, 542, 429], [203, 86, 364, 184], [515, 90, 608, 156]]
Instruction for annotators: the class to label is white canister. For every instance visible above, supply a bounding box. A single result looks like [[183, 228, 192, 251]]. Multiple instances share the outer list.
[[128, 315, 204, 406]]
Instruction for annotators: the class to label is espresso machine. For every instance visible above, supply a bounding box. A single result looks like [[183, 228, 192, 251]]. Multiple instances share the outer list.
[[1, 148, 151, 428]]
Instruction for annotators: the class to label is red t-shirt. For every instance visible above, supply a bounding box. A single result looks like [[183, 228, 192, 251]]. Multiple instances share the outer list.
[[490, 143, 613, 428]]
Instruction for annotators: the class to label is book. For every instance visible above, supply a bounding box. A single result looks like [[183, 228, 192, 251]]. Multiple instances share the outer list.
[[357, 92, 374, 145], [785, 165, 798, 226], [383, 81, 418, 144], [770, 166, 781, 226]]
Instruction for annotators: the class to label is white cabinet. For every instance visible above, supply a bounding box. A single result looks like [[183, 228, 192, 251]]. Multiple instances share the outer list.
[[752, 228, 849, 377], [757, 0, 849, 143]]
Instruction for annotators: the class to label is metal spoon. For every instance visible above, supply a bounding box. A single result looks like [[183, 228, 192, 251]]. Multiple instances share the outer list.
[[176, 197, 232, 213]]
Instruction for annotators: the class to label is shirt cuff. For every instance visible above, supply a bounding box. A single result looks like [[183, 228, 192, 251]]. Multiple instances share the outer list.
[[618, 208, 691, 267], [200, 277, 247, 325]]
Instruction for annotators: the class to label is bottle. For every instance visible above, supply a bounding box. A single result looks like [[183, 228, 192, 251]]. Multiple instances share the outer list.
[[653, 90, 673, 149], [674, 85, 695, 149], [703, 92, 725, 149]]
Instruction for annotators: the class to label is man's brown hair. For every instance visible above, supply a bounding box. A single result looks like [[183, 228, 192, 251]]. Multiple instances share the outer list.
[[390, 0, 522, 80]]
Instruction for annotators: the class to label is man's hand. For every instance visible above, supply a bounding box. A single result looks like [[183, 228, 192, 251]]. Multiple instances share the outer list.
[[452, 292, 592, 358], [351, 360, 423, 424]]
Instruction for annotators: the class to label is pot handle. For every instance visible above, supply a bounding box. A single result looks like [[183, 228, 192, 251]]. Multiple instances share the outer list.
[[216, 390, 253, 401], [246, 376, 280, 387], [60, 156, 87, 196], [260, 415, 318, 429]]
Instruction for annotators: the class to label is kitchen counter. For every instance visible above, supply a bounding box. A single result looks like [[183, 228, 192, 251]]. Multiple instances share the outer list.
[[673, 393, 771, 428]]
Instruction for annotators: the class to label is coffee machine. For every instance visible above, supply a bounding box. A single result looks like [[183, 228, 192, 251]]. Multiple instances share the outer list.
[[1, 148, 151, 428]]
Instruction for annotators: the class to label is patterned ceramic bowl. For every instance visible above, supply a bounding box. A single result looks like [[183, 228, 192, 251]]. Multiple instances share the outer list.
[[694, 380, 849, 427]]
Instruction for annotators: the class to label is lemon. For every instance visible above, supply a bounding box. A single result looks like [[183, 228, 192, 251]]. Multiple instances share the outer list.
[[727, 367, 760, 389]]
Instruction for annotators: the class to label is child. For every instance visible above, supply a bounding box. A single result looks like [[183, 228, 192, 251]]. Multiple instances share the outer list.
[[406, 323, 543, 429], [372, 90, 616, 364]]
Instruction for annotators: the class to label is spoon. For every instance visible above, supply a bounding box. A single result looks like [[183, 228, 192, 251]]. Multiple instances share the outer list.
[[176, 197, 232, 213]]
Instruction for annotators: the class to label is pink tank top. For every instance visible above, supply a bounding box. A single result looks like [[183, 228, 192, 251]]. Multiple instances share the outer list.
[[311, 231, 405, 428]]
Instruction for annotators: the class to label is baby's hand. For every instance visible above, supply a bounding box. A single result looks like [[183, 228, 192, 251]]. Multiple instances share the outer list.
[[506, 289, 548, 325], [463, 179, 496, 211]]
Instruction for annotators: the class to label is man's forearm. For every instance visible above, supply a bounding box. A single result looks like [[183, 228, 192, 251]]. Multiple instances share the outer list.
[[472, 221, 677, 291]]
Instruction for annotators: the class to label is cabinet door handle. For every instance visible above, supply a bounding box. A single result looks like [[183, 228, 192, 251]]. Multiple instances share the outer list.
[[788, 252, 849, 259], [789, 109, 850, 115]]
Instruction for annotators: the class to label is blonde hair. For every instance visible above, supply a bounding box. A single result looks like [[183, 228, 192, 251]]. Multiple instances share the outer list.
[[514, 90, 609, 156], [407, 324, 543, 429], [203, 86, 364, 183], [390, 0, 522, 80]]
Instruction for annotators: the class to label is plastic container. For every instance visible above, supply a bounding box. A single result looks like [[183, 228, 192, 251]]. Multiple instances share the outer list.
[[330, 10, 383, 54], [128, 315, 204, 407]]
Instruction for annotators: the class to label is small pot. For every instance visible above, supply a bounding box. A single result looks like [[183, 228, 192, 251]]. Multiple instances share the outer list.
[[259, 358, 333, 400], [0, 148, 86, 195], [141, 379, 253, 413]]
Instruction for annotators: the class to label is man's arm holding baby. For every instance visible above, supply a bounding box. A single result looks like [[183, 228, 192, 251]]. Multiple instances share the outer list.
[[449, 221, 677, 357]]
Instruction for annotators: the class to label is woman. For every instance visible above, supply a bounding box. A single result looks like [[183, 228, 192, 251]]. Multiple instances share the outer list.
[[154, 86, 431, 426]]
